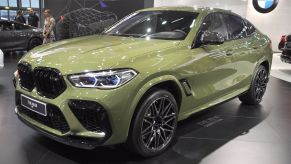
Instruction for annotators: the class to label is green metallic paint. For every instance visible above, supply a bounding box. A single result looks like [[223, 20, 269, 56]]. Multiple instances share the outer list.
[[15, 7, 273, 146]]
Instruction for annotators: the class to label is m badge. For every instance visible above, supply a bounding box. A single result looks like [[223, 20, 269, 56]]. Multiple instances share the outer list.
[[253, 0, 279, 13]]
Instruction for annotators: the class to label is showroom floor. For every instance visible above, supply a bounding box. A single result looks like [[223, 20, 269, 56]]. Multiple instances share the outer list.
[[0, 53, 291, 164]]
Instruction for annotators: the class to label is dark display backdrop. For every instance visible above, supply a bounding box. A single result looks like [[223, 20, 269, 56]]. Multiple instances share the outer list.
[[44, 0, 154, 21]]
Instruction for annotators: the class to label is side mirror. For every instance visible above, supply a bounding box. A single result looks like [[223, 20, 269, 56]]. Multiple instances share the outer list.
[[201, 31, 224, 45]]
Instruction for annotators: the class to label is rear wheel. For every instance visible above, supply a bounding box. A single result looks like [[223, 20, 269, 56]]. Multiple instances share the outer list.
[[239, 65, 269, 105], [127, 89, 178, 157], [27, 38, 42, 51]]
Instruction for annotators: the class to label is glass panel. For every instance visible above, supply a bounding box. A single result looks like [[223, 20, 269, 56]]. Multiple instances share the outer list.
[[106, 11, 199, 40], [21, 0, 30, 7], [0, 10, 8, 20], [8, 0, 17, 7], [223, 14, 247, 40], [0, 0, 8, 6], [9, 10, 16, 21], [31, 0, 39, 8]]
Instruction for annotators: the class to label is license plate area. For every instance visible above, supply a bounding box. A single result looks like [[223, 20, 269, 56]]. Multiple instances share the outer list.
[[21, 94, 47, 116]]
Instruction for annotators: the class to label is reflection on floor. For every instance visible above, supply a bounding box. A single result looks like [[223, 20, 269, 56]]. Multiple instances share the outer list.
[[0, 53, 291, 164], [271, 53, 291, 82]]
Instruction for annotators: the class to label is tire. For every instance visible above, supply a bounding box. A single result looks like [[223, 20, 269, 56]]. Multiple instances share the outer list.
[[127, 89, 178, 157], [27, 38, 42, 51], [239, 65, 269, 105]]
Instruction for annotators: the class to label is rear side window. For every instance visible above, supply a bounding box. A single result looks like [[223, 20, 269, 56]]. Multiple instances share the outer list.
[[13, 22, 31, 30], [200, 13, 228, 40], [244, 19, 256, 36], [0, 21, 13, 31], [223, 14, 247, 40]]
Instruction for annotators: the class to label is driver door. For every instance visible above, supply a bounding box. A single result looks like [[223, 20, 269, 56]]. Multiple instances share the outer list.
[[184, 13, 238, 109], [0, 21, 14, 50]]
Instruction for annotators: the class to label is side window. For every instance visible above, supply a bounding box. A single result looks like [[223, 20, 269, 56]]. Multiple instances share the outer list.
[[223, 14, 247, 40], [200, 13, 228, 39], [14, 22, 30, 30], [244, 19, 256, 36], [0, 22, 13, 31], [195, 13, 228, 47]]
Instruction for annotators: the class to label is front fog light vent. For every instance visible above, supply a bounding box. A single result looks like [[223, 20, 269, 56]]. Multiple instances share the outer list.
[[68, 100, 112, 136]]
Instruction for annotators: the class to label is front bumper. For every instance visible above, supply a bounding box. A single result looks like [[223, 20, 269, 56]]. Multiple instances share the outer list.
[[14, 73, 140, 148], [281, 54, 291, 64], [16, 107, 104, 149]]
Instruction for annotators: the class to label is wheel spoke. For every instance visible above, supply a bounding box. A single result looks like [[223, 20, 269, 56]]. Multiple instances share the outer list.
[[143, 128, 154, 137], [141, 96, 177, 151], [143, 118, 153, 126], [160, 128, 166, 143], [146, 131, 155, 147], [164, 115, 176, 124], [142, 124, 153, 134], [158, 98, 165, 115], [161, 103, 173, 117], [153, 101, 159, 117], [161, 126, 174, 133], [163, 123, 175, 131]]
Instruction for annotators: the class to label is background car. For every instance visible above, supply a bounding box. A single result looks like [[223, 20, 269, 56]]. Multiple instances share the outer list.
[[280, 34, 291, 63], [0, 20, 43, 53], [278, 35, 288, 50], [14, 7, 272, 157]]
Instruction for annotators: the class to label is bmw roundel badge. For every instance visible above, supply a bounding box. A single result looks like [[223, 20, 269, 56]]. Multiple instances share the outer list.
[[253, 0, 279, 13]]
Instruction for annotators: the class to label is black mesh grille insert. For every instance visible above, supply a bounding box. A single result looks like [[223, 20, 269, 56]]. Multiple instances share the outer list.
[[18, 63, 34, 91], [15, 92, 70, 134], [34, 67, 67, 99], [68, 100, 112, 136]]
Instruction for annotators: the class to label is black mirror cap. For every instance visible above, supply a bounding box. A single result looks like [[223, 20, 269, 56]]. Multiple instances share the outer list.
[[201, 31, 225, 45]]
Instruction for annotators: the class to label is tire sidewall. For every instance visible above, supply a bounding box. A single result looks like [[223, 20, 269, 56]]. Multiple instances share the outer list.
[[249, 65, 267, 104], [27, 38, 42, 51]]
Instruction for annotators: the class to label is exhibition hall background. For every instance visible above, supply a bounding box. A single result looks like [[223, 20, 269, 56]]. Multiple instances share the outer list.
[[0, 0, 289, 51], [155, 0, 291, 52]]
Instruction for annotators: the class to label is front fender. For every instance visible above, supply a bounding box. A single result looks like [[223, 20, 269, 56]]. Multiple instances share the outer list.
[[125, 75, 184, 140]]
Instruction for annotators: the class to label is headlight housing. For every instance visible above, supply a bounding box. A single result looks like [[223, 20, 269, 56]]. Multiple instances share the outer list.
[[68, 69, 138, 89]]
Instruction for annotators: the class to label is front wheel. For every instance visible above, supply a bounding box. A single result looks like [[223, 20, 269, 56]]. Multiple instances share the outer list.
[[127, 89, 178, 157], [27, 38, 42, 51], [239, 65, 269, 105]]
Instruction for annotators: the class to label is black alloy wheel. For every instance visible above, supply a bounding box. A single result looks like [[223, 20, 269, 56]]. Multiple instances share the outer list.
[[127, 89, 178, 157]]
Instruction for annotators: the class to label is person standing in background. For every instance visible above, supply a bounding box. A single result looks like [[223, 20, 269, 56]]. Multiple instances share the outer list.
[[28, 9, 39, 27], [43, 9, 56, 44], [15, 10, 26, 24]]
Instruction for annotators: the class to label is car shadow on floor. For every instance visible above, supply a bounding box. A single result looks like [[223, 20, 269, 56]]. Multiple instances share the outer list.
[[21, 100, 269, 164]]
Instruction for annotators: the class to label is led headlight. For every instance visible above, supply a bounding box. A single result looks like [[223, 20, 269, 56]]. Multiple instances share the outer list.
[[68, 69, 138, 89]]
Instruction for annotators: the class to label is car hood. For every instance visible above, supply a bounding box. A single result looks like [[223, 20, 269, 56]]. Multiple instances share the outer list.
[[21, 35, 180, 75]]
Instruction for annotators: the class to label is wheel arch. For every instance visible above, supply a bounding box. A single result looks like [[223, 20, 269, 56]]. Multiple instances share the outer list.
[[26, 36, 42, 51], [126, 76, 184, 141], [260, 60, 270, 74]]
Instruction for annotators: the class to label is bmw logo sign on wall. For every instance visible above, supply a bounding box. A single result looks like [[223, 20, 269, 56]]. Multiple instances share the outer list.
[[253, 0, 279, 13]]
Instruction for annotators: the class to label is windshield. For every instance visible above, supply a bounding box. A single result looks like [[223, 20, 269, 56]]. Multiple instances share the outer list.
[[104, 11, 199, 40]]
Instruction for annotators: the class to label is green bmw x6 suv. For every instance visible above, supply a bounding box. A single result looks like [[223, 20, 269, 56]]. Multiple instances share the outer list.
[[14, 7, 272, 157]]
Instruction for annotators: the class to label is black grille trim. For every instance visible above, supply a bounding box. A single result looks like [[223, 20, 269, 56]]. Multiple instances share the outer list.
[[15, 92, 70, 134], [18, 62, 34, 91], [68, 100, 112, 139], [33, 67, 67, 99]]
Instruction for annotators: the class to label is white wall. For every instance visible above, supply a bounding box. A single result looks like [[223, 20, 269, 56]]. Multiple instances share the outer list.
[[155, 0, 291, 51]]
